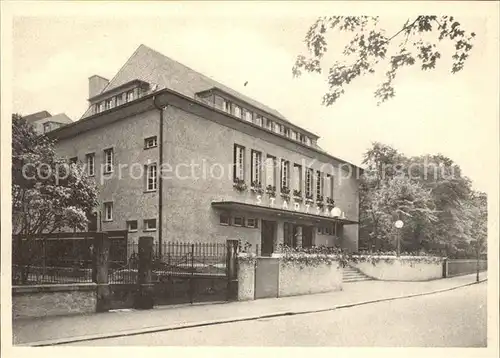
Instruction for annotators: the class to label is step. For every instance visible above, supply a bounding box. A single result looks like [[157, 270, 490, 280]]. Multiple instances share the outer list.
[[344, 275, 372, 279], [344, 277, 373, 282]]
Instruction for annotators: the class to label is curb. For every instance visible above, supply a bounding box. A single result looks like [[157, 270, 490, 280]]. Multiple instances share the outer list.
[[21, 278, 487, 347]]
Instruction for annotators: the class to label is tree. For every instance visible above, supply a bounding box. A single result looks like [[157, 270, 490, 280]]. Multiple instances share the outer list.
[[357, 142, 485, 255], [361, 175, 438, 251], [12, 114, 98, 282], [293, 16, 476, 105]]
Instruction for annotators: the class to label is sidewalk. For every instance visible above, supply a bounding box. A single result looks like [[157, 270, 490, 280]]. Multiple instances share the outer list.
[[13, 272, 487, 346]]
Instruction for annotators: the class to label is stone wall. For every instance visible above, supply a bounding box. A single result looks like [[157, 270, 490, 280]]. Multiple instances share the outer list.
[[237, 255, 343, 301], [354, 257, 444, 281], [279, 261, 343, 297], [237, 259, 256, 301], [12, 284, 97, 320]]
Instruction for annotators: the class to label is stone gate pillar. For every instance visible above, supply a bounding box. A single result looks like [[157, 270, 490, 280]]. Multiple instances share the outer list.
[[94, 232, 110, 312], [134, 236, 154, 309]]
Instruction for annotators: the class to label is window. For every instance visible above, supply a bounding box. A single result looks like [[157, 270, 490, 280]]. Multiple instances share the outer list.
[[327, 174, 335, 200], [233, 144, 245, 182], [144, 136, 157, 149], [266, 118, 273, 131], [284, 127, 291, 138], [265, 155, 276, 188], [126, 90, 134, 103], [220, 213, 230, 226], [280, 159, 290, 190], [86, 153, 95, 176], [316, 171, 324, 200], [246, 218, 258, 228], [293, 164, 302, 193], [243, 109, 252, 122], [223, 99, 232, 113], [305, 137, 312, 146], [305, 168, 313, 198], [234, 105, 242, 118], [104, 202, 113, 221], [96, 102, 104, 113], [251, 150, 262, 186], [104, 98, 114, 110], [233, 216, 244, 227], [116, 94, 123, 106], [103, 148, 114, 173], [127, 220, 138, 232], [254, 115, 263, 126], [69, 157, 78, 164], [144, 219, 157, 231], [43, 122, 50, 133], [274, 122, 282, 134], [146, 164, 157, 191]]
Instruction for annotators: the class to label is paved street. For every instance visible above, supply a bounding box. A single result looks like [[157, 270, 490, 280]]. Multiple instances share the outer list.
[[67, 281, 487, 347]]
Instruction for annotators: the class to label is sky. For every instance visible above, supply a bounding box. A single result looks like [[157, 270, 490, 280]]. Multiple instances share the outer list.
[[9, 2, 500, 194]]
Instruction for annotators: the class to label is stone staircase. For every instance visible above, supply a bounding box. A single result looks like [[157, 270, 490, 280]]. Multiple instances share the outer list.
[[343, 265, 373, 283]]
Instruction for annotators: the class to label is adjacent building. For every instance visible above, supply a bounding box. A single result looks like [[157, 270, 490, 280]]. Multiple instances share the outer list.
[[23, 110, 73, 134], [48, 44, 362, 255]]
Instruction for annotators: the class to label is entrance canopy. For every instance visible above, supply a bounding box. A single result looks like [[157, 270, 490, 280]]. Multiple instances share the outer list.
[[211, 201, 358, 225]]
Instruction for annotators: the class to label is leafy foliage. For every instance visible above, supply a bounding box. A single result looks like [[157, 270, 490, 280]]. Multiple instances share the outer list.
[[358, 142, 486, 258], [293, 16, 476, 104], [12, 114, 99, 236]]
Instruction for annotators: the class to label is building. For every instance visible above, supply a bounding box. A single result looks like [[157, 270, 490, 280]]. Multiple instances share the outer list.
[[23, 110, 73, 134], [48, 44, 362, 254]]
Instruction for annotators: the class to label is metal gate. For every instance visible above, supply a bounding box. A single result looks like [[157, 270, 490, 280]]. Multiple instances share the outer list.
[[151, 242, 229, 305]]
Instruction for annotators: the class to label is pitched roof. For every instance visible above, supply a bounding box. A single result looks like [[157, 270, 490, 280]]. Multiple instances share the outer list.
[[48, 113, 73, 124], [94, 44, 289, 122], [24, 110, 52, 123]]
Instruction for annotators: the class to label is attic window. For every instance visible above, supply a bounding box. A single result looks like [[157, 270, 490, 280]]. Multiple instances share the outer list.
[[222, 99, 231, 113], [234, 105, 242, 119], [126, 90, 134, 103]]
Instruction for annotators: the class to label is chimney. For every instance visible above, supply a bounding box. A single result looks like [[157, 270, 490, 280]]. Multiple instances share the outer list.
[[88, 75, 109, 99]]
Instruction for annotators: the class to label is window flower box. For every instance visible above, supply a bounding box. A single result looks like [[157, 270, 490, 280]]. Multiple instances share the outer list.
[[326, 197, 335, 209], [280, 186, 290, 200], [293, 189, 303, 202], [266, 185, 276, 198], [250, 181, 264, 195], [305, 194, 314, 204], [233, 178, 247, 192]]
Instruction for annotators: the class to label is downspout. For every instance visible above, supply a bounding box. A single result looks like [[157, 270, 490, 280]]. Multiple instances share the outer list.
[[153, 95, 166, 257]]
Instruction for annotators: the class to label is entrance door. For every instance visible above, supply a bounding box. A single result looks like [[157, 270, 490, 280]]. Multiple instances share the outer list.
[[302, 226, 313, 248], [261, 220, 276, 256]]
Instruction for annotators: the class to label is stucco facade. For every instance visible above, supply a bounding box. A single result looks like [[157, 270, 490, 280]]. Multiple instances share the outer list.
[[51, 44, 361, 253]]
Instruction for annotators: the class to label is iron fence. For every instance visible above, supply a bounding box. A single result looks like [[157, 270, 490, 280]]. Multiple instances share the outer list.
[[153, 242, 227, 277], [108, 243, 139, 284], [12, 236, 94, 285], [447, 259, 488, 277]]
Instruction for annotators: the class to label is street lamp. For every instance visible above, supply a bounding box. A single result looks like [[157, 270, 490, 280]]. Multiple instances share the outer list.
[[394, 220, 404, 257]]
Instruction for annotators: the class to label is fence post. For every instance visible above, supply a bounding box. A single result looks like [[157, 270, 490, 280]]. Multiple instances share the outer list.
[[442, 258, 448, 278], [95, 232, 111, 312], [226, 239, 239, 301], [134, 236, 154, 309]]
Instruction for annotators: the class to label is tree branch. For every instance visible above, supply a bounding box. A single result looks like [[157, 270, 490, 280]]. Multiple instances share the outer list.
[[387, 17, 420, 42]]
